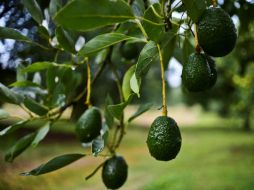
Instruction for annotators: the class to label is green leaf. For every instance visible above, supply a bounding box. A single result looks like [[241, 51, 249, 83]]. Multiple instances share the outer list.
[[37, 26, 50, 40], [16, 63, 27, 82], [0, 120, 28, 136], [130, 74, 140, 97], [122, 65, 136, 101], [0, 27, 30, 42], [79, 33, 136, 56], [49, 0, 62, 16], [56, 26, 76, 54], [9, 81, 40, 88], [22, 62, 72, 73], [20, 154, 85, 176], [182, 0, 206, 23], [135, 41, 158, 80], [128, 103, 153, 122], [22, 62, 54, 73], [0, 109, 9, 120], [104, 95, 114, 128], [5, 133, 36, 162], [92, 136, 104, 157], [24, 97, 49, 116], [132, 41, 158, 95], [107, 94, 134, 120], [182, 38, 195, 64], [23, 0, 43, 24], [142, 3, 165, 42], [162, 35, 177, 66], [0, 83, 23, 104], [31, 122, 51, 147], [54, 0, 134, 31]]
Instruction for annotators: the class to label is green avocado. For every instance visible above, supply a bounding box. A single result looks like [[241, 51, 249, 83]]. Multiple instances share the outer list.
[[102, 155, 128, 189], [75, 107, 102, 143], [146, 116, 182, 161], [182, 53, 217, 92], [120, 42, 140, 60], [197, 7, 237, 57]]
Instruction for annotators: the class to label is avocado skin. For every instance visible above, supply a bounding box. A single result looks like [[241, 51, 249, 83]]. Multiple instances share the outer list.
[[102, 155, 128, 189], [197, 7, 237, 57], [182, 53, 217, 92], [147, 116, 182, 161], [120, 43, 139, 60], [75, 107, 102, 143]]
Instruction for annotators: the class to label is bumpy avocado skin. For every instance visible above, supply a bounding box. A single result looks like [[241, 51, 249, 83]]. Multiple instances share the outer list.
[[182, 53, 217, 92], [75, 107, 102, 143], [147, 116, 182, 161], [102, 155, 128, 189], [197, 7, 237, 57]]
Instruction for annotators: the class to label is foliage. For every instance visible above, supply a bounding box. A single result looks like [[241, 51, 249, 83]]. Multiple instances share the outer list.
[[0, 0, 244, 188]]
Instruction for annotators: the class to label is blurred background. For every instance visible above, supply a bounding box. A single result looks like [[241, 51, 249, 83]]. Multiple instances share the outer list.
[[0, 0, 254, 189]]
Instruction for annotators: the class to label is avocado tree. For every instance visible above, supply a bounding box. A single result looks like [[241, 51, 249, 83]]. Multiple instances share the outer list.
[[0, 0, 237, 188]]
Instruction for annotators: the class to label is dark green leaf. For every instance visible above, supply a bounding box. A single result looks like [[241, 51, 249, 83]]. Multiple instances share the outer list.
[[182, 38, 195, 64], [107, 94, 134, 120], [142, 3, 165, 42], [128, 103, 153, 122], [79, 33, 137, 56], [0, 120, 28, 136], [122, 65, 136, 101], [21, 154, 85, 176], [37, 26, 50, 40], [0, 109, 9, 120], [22, 62, 54, 73], [5, 133, 36, 162], [182, 0, 206, 23], [23, 0, 43, 24], [24, 97, 49, 116], [9, 81, 40, 88], [54, 0, 134, 31], [0, 83, 23, 104], [132, 41, 158, 95], [56, 26, 76, 54], [22, 62, 72, 73], [162, 35, 177, 66], [0, 27, 30, 42], [92, 136, 104, 157], [104, 95, 114, 128], [31, 122, 50, 147]]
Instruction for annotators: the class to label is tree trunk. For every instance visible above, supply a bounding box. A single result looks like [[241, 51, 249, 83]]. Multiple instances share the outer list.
[[243, 111, 251, 131]]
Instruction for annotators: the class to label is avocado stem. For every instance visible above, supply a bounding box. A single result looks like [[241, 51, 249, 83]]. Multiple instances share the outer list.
[[194, 24, 201, 54], [157, 44, 168, 116], [85, 60, 92, 107]]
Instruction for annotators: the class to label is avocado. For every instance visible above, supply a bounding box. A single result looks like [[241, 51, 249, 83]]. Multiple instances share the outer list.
[[182, 53, 217, 92], [120, 42, 140, 60], [146, 116, 182, 161], [75, 107, 102, 143], [102, 155, 128, 189], [197, 7, 237, 57]]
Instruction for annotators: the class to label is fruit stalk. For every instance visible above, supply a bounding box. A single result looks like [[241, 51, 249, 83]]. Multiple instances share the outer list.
[[194, 24, 201, 53], [157, 44, 168, 116], [85, 60, 92, 107]]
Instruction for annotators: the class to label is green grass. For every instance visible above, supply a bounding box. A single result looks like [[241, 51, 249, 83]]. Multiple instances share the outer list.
[[0, 120, 254, 190]]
